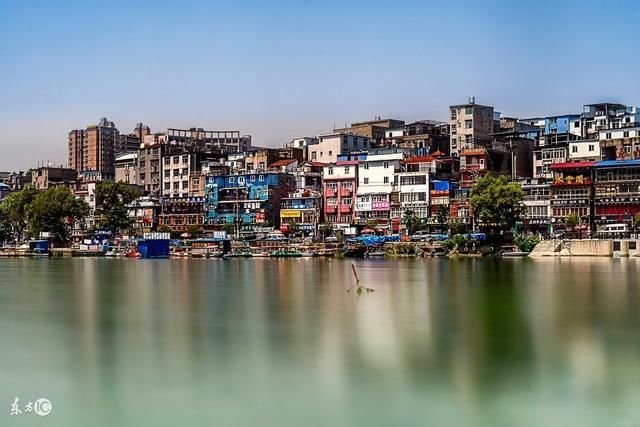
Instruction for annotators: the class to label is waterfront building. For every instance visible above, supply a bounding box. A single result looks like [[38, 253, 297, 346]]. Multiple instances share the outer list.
[[158, 196, 206, 233], [204, 173, 296, 233], [549, 162, 594, 231], [127, 197, 161, 234], [31, 166, 78, 190], [161, 150, 224, 198], [114, 153, 139, 186], [392, 156, 433, 220], [429, 180, 454, 224], [68, 117, 119, 180], [581, 103, 638, 138], [599, 127, 640, 160], [449, 98, 494, 157], [291, 161, 324, 192], [268, 158, 298, 174], [355, 148, 405, 229], [308, 133, 370, 163], [322, 160, 358, 230], [568, 138, 600, 163], [279, 190, 322, 235], [593, 160, 640, 225], [518, 179, 552, 235]]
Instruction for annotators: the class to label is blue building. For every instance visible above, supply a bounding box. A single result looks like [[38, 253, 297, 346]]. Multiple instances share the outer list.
[[544, 115, 580, 136], [204, 172, 296, 232]]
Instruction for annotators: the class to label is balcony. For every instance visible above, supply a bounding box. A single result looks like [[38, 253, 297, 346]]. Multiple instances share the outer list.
[[339, 188, 352, 197], [339, 205, 352, 213], [325, 205, 337, 213], [325, 189, 337, 197]]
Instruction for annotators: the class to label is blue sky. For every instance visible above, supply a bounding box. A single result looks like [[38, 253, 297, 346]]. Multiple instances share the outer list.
[[0, 0, 639, 169]]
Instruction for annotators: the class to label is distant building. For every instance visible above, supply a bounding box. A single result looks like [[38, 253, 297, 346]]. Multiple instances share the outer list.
[[166, 128, 250, 153], [549, 162, 594, 230], [158, 196, 206, 233], [31, 167, 77, 190], [323, 161, 358, 229], [334, 118, 405, 145], [204, 173, 296, 232], [309, 133, 370, 163], [599, 127, 640, 160], [594, 160, 640, 225], [68, 117, 119, 180], [114, 153, 139, 185], [449, 99, 494, 156], [127, 197, 160, 234], [279, 190, 323, 235]]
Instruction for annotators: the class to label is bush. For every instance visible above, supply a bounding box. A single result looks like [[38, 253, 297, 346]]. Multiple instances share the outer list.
[[513, 234, 540, 252], [444, 234, 480, 254]]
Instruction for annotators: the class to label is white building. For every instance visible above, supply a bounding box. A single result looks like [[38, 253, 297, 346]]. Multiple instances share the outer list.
[[308, 133, 370, 163], [392, 157, 432, 219], [162, 153, 192, 198], [355, 148, 406, 227], [568, 138, 600, 162]]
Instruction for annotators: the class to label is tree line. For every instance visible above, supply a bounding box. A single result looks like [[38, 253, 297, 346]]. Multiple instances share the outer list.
[[0, 182, 139, 244]]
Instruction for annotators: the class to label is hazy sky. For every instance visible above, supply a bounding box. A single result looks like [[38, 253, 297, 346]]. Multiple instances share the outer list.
[[1, 0, 639, 170]]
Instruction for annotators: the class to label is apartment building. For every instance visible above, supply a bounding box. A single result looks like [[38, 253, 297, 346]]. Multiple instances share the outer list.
[[449, 98, 494, 156], [323, 161, 358, 228], [309, 133, 370, 163]]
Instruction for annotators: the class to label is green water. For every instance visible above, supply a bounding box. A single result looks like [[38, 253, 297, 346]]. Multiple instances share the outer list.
[[0, 258, 639, 426]]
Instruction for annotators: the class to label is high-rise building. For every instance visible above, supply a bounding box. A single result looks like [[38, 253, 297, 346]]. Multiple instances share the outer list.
[[68, 118, 119, 180]]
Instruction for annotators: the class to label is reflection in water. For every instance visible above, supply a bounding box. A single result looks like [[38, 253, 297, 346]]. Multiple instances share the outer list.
[[0, 258, 639, 426]]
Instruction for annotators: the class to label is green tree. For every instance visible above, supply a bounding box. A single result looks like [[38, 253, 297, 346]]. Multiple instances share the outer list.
[[222, 222, 235, 236], [0, 186, 38, 241], [286, 221, 300, 235], [158, 224, 171, 233], [469, 175, 525, 232], [187, 224, 201, 237], [436, 205, 449, 226], [0, 208, 12, 243], [28, 187, 89, 242], [634, 213, 640, 230], [403, 209, 422, 235], [365, 219, 378, 230], [565, 212, 579, 229], [94, 182, 141, 235], [318, 222, 333, 238], [513, 234, 541, 252]]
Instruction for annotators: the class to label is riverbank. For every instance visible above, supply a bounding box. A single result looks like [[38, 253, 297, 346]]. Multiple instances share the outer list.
[[530, 239, 640, 257]]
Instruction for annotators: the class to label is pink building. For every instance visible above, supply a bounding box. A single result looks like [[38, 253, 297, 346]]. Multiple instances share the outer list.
[[322, 161, 358, 228]]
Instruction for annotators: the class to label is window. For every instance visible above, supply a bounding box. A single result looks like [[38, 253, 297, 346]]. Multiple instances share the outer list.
[[164, 170, 170, 178], [164, 158, 170, 166], [465, 107, 473, 114], [465, 120, 472, 129], [624, 131, 630, 138], [182, 155, 189, 163], [173, 182, 179, 189], [574, 121, 580, 128], [139, 173, 145, 181], [364, 163, 369, 170], [229, 176, 235, 184], [364, 177, 369, 184], [173, 169, 179, 177], [606, 132, 612, 139], [329, 151, 333, 157], [250, 175, 255, 182], [383, 176, 389, 184], [164, 183, 170, 190], [341, 198, 352, 205], [181, 168, 188, 175], [572, 146, 578, 153], [182, 181, 188, 189], [383, 161, 389, 168], [344, 166, 350, 174], [259, 175, 264, 181], [328, 167, 334, 175], [173, 156, 179, 164], [238, 176, 245, 185], [588, 145, 594, 151]]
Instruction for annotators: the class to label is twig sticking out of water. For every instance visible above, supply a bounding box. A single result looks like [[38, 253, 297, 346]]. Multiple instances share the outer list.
[[348, 263, 374, 294]]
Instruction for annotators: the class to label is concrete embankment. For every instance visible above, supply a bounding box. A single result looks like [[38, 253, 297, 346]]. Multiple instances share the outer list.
[[529, 239, 639, 257]]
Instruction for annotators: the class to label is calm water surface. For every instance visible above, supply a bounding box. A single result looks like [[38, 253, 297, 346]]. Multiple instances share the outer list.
[[1, 258, 639, 426]]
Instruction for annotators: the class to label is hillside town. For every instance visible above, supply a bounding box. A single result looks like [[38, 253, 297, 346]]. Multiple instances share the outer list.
[[1, 98, 640, 255]]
